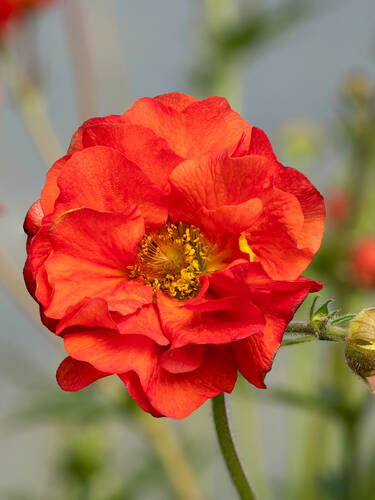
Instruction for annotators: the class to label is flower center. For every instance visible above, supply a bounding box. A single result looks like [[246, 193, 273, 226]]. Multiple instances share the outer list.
[[129, 222, 211, 300]]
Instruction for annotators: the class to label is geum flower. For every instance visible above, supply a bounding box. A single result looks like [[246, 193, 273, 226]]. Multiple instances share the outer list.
[[0, 0, 54, 35], [24, 93, 325, 419]]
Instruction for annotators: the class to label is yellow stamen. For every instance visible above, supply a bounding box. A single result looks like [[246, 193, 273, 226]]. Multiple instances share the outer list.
[[129, 222, 211, 300]]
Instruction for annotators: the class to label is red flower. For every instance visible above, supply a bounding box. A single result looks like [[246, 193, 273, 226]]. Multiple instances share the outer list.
[[0, 0, 54, 34], [24, 93, 324, 418], [326, 188, 350, 226], [353, 238, 375, 287]]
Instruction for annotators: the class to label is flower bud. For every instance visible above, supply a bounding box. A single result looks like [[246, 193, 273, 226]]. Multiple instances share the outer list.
[[345, 308, 375, 391]]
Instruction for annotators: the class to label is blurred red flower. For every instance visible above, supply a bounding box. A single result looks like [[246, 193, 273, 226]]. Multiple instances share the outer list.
[[0, 0, 54, 34], [24, 93, 325, 418], [353, 238, 375, 287], [326, 188, 350, 225]]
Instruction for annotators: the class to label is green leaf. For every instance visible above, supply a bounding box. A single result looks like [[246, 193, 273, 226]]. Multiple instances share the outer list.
[[331, 313, 356, 325]]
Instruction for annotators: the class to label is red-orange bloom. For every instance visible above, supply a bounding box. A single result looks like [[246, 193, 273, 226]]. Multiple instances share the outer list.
[[24, 93, 325, 418], [353, 238, 375, 287], [0, 0, 54, 34]]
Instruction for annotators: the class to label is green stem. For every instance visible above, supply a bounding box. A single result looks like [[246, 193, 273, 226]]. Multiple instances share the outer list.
[[281, 336, 316, 346], [285, 321, 347, 341], [212, 394, 257, 500]]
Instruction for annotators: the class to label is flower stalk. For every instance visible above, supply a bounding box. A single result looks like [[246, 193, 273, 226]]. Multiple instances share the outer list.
[[212, 393, 257, 500], [285, 321, 347, 341]]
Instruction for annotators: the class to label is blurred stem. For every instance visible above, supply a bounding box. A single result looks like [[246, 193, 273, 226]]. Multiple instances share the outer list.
[[202, 0, 242, 107], [134, 409, 203, 500], [282, 336, 316, 346], [78, 481, 90, 500], [2, 51, 63, 167], [212, 394, 257, 500], [63, 0, 97, 122]]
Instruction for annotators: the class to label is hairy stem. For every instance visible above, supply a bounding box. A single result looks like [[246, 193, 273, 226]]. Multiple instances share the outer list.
[[285, 321, 347, 341], [212, 393, 257, 500]]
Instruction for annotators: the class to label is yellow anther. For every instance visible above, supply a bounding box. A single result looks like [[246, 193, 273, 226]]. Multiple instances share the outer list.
[[128, 222, 211, 300]]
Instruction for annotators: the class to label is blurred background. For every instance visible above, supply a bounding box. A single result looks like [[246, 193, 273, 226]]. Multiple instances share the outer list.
[[1, 0, 375, 499]]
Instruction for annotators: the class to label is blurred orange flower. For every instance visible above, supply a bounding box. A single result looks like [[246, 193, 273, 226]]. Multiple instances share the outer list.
[[353, 238, 375, 287]]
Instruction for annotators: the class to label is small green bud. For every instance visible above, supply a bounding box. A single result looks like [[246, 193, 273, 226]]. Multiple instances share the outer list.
[[345, 308, 375, 392]]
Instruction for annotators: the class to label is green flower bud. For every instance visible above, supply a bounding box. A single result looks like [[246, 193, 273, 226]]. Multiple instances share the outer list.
[[345, 308, 375, 391]]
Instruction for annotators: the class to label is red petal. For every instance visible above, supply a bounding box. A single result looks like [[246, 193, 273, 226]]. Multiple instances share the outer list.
[[146, 346, 237, 419], [54, 146, 167, 229], [124, 96, 252, 159], [247, 127, 278, 162], [154, 92, 198, 111], [68, 115, 123, 154], [275, 166, 325, 258], [156, 288, 264, 349], [231, 272, 323, 388], [116, 304, 170, 346], [119, 371, 162, 417], [40, 155, 71, 216], [169, 151, 274, 235], [42, 208, 152, 318], [56, 298, 118, 335], [160, 344, 205, 374], [79, 123, 183, 192], [56, 356, 109, 391], [243, 187, 307, 280], [64, 329, 159, 377], [24, 200, 44, 237]]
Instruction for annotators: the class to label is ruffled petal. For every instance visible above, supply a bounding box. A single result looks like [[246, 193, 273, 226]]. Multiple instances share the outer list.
[[243, 188, 306, 280], [40, 155, 71, 216], [154, 92, 198, 111], [119, 371, 162, 417], [68, 115, 123, 154], [54, 146, 167, 229], [224, 264, 323, 387], [246, 126, 278, 162], [156, 288, 264, 349], [124, 96, 252, 159], [145, 346, 237, 419], [24, 200, 44, 237], [42, 207, 152, 318], [116, 304, 170, 346], [275, 166, 325, 258], [159, 344, 205, 374], [56, 298, 118, 335], [56, 356, 109, 391], [78, 122, 183, 192], [169, 151, 275, 235], [64, 329, 159, 377]]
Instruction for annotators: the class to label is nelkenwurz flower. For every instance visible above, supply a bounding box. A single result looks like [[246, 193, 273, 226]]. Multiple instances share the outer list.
[[24, 93, 325, 418], [0, 0, 55, 35]]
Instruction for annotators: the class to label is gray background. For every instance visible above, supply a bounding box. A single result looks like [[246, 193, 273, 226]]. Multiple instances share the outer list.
[[1, 0, 375, 498]]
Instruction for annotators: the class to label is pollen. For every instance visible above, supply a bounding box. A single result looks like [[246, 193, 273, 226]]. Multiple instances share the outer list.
[[128, 222, 211, 300]]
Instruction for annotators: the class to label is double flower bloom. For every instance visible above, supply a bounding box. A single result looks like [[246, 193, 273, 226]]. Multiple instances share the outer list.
[[24, 93, 325, 418]]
